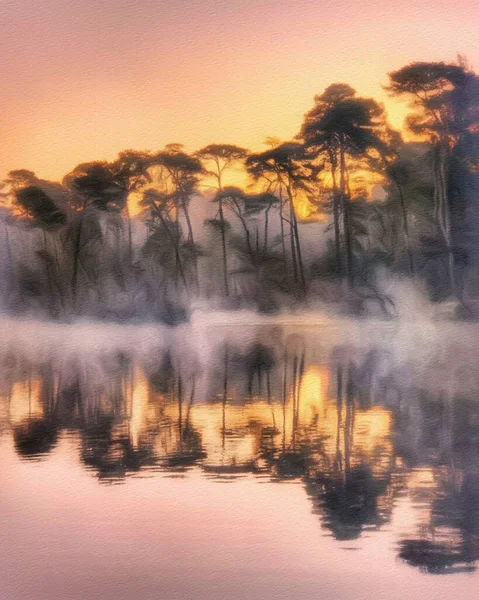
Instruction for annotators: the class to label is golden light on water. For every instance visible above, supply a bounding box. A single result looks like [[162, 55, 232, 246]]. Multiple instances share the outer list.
[[3, 354, 476, 591], [129, 367, 150, 448], [9, 380, 43, 426], [5, 363, 395, 477], [354, 408, 392, 453], [123, 363, 395, 473]]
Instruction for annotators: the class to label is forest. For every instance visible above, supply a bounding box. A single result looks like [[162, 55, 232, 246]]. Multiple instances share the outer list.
[[1, 58, 478, 323]]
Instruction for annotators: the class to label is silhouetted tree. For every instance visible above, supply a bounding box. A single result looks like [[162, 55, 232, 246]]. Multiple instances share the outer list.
[[147, 147, 203, 286], [387, 60, 479, 300], [300, 84, 392, 288], [15, 184, 68, 316], [196, 144, 248, 295], [246, 143, 314, 293], [63, 162, 130, 312]]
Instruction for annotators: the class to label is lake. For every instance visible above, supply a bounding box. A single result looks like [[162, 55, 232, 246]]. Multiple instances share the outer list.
[[0, 314, 478, 599]]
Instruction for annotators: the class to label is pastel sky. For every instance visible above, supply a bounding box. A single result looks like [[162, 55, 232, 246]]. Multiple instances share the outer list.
[[1, 0, 478, 181]]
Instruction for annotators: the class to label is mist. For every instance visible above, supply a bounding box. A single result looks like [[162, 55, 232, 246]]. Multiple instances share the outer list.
[[0, 60, 475, 325]]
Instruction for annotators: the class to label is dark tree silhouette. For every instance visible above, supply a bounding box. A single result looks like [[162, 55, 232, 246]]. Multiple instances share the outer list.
[[300, 84, 393, 288], [246, 142, 313, 293], [0, 56, 477, 321], [387, 60, 479, 300], [196, 144, 248, 296]]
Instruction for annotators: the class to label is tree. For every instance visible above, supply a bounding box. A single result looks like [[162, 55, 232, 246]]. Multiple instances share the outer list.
[[65, 161, 128, 211], [195, 144, 248, 191], [110, 150, 152, 266], [63, 162, 129, 311], [196, 144, 248, 296], [14, 184, 69, 316], [142, 188, 191, 291], [246, 142, 313, 293], [387, 60, 479, 300], [148, 147, 203, 288], [15, 185, 67, 229], [149, 147, 202, 245], [300, 84, 392, 288], [211, 187, 285, 311]]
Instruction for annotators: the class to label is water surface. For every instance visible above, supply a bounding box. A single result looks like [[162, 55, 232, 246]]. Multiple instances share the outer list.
[[1, 316, 478, 599]]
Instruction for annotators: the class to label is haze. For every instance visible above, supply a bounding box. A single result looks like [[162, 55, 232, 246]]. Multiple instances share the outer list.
[[1, 0, 478, 181]]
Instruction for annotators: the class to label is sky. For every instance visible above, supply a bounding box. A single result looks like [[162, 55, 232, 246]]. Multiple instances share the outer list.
[[1, 0, 478, 182]]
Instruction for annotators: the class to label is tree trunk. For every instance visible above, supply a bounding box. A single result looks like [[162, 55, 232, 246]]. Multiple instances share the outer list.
[[339, 144, 353, 288], [231, 197, 254, 257], [4, 222, 14, 296], [43, 230, 57, 318], [182, 200, 199, 289], [72, 216, 83, 311], [218, 197, 230, 296], [289, 201, 299, 286], [263, 201, 272, 253], [393, 177, 415, 276], [126, 202, 133, 268], [287, 183, 306, 293], [340, 145, 353, 289], [151, 202, 190, 294], [434, 144, 456, 298], [279, 195, 287, 264], [330, 161, 342, 276], [183, 200, 195, 245]]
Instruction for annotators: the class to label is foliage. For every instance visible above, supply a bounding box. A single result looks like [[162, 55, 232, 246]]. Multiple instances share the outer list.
[[1, 57, 478, 320]]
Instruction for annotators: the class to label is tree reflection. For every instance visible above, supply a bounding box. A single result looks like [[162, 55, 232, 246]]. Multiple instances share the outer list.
[[1, 333, 478, 573], [312, 466, 389, 540], [10, 374, 59, 460], [13, 419, 58, 459], [304, 361, 395, 540], [395, 394, 479, 573], [81, 419, 154, 482], [398, 539, 476, 574]]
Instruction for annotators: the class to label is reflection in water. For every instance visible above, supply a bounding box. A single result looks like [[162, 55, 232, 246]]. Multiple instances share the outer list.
[[1, 325, 479, 579]]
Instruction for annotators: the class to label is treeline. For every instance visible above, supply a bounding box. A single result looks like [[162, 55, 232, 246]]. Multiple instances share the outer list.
[[1, 58, 478, 322]]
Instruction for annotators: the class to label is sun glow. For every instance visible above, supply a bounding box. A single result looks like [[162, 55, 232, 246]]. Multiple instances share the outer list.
[[3, 0, 478, 187]]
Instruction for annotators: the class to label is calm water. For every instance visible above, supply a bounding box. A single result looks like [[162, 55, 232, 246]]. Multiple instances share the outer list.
[[1, 316, 478, 599]]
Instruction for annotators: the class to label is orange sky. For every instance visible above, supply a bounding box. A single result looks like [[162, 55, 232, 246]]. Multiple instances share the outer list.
[[1, 0, 478, 182]]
